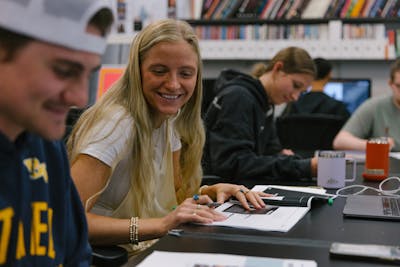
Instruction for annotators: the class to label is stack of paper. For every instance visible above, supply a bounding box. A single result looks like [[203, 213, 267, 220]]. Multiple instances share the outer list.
[[207, 185, 335, 232], [137, 251, 317, 267]]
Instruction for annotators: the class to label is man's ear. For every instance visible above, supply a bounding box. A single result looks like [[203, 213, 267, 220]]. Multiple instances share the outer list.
[[0, 46, 5, 62], [0, 45, 14, 62]]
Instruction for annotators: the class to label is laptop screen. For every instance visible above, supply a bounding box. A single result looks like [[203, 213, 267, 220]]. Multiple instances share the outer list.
[[323, 78, 371, 114]]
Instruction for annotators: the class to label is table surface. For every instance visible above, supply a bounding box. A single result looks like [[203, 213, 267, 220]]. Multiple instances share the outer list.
[[128, 155, 400, 267]]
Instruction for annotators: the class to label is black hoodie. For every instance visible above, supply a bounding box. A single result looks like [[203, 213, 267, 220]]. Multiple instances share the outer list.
[[202, 69, 312, 186], [283, 91, 350, 120]]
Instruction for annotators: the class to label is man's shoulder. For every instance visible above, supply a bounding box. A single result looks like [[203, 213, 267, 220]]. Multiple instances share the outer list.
[[354, 95, 391, 112], [366, 94, 390, 104]]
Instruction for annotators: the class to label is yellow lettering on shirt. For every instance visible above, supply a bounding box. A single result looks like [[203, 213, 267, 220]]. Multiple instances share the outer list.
[[0, 202, 56, 263], [47, 208, 55, 259], [0, 208, 14, 264], [30, 202, 48, 256], [23, 158, 48, 183], [16, 221, 26, 260]]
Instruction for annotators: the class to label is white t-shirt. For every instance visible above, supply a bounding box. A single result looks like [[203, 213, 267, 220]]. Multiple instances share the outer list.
[[80, 105, 181, 216]]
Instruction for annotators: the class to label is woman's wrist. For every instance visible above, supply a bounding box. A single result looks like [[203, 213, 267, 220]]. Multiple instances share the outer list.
[[160, 214, 174, 236]]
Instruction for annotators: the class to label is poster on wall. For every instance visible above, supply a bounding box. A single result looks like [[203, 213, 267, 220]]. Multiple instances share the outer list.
[[112, 0, 168, 35], [97, 66, 124, 100]]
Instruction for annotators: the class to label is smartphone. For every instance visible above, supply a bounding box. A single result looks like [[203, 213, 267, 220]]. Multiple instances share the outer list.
[[330, 242, 400, 264]]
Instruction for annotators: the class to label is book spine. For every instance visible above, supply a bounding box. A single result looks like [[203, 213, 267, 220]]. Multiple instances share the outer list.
[[203, 0, 221, 19], [350, 0, 366, 17]]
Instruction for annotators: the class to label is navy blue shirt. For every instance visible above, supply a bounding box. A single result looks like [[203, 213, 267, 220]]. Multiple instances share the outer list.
[[0, 132, 91, 266]]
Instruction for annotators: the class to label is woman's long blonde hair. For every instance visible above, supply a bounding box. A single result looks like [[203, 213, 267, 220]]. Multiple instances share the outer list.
[[67, 19, 204, 217]]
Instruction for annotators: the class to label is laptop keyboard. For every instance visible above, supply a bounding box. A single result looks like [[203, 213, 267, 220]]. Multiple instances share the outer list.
[[382, 197, 400, 216]]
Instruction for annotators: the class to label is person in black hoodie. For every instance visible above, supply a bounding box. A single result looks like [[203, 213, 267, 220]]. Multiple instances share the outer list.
[[203, 47, 318, 186], [282, 57, 350, 120]]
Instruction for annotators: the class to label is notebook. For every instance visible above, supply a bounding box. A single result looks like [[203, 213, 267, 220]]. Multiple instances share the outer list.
[[343, 195, 400, 220]]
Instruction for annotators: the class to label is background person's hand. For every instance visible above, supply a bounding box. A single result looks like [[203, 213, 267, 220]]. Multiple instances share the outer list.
[[280, 148, 295, 155], [311, 156, 318, 177], [388, 137, 395, 150]]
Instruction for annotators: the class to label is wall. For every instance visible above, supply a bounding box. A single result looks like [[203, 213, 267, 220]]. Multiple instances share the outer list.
[[202, 59, 393, 97]]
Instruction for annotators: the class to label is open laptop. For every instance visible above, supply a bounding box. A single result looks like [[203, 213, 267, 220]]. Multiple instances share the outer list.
[[343, 195, 400, 220]]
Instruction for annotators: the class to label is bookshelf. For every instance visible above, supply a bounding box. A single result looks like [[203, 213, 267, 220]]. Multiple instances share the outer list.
[[107, 17, 398, 60], [187, 18, 399, 60], [187, 0, 400, 21], [176, 0, 400, 60], [102, 0, 400, 98]]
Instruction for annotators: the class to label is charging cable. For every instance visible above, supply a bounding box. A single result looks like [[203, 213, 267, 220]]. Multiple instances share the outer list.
[[335, 176, 400, 197]]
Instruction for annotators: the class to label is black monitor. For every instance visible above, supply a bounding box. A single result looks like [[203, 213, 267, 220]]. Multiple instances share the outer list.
[[323, 78, 371, 113]]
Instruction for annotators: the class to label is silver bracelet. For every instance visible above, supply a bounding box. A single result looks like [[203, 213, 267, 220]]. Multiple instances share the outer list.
[[134, 217, 139, 245], [129, 217, 139, 245]]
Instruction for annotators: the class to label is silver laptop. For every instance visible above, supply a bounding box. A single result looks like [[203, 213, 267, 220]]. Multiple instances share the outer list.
[[343, 195, 400, 220]]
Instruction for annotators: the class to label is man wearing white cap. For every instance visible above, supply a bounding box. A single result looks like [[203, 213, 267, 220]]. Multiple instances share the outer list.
[[0, 0, 113, 265]]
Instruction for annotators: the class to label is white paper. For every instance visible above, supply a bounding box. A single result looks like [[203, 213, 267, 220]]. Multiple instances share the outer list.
[[343, 150, 399, 161], [137, 251, 318, 267], [210, 202, 310, 232], [389, 152, 400, 160], [200, 185, 336, 232], [252, 185, 328, 195]]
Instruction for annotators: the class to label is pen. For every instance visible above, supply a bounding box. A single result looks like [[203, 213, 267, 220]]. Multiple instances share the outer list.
[[168, 229, 183, 237], [263, 193, 279, 198]]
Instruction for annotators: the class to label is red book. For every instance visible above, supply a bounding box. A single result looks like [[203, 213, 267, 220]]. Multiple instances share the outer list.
[[203, 0, 221, 19]]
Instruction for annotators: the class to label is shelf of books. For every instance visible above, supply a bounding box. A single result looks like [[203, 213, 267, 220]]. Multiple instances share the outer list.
[[195, 19, 397, 60], [108, 19, 396, 60], [107, 0, 399, 60], [186, 0, 400, 21], [183, 0, 399, 60]]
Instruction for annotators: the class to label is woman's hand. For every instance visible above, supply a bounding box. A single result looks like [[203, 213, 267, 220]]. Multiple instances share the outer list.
[[311, 156, 318, 177], [162, 195, 226, 232], [388, 137, 395, 150], [202, 183, 269, 210]]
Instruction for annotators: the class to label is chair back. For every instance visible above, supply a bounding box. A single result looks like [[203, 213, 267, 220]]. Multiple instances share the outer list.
[[276, 114, 346, 151], [63, 107, 87, 143]]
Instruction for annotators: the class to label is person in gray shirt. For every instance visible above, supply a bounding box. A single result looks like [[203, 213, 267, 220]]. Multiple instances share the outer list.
[[333, 59, 400, 152]]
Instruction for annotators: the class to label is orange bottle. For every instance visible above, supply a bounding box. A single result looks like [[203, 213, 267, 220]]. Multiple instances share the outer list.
[[362, 137, 390, 181]]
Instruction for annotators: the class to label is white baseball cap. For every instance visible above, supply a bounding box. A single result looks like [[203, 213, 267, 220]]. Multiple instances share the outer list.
[[0, 0, 114, 54]]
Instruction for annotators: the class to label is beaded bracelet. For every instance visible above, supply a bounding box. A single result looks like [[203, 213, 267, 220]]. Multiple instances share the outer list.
[[129, 217, 139, 245], [134, 217, 139, 245]]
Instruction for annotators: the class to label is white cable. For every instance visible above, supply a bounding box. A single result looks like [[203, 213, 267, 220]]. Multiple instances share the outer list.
[[335, 176, 400, 197], [379, 176, 400, 195]]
